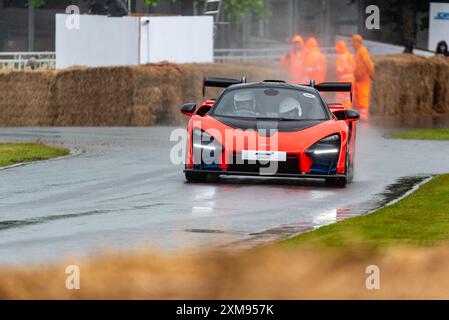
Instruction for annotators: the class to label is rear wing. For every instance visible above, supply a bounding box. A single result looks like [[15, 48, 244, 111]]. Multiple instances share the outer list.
[[202, 76, 247, 96], [308, 81, 353, 102]]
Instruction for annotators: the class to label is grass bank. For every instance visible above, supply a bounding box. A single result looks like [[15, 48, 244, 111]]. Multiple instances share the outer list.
[[281, 174, 449, 250], [0, 143, 70, 167], [388, 129, 449, 141]]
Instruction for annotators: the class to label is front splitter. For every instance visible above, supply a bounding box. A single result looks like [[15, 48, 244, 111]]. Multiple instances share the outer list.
[[184, 169, 346, 180]]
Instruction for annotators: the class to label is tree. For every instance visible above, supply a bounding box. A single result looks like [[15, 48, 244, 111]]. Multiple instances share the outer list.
[[143, 0, 266, 21], [29, 0, 46, 7], [29, 0, 266, 21]]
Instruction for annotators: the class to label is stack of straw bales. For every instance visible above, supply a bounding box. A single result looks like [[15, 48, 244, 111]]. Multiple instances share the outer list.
[[0, 70, 56, 126], [0, 62, 286, 127], [371, 54, 449, 116], [1, 55, 447, 127]]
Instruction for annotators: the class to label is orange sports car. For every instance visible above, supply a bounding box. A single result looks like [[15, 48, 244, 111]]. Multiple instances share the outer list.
[[181, 77, 360, 187]]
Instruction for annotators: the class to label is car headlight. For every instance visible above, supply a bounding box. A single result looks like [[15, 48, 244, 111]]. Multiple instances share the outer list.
[[305, 134, 341, 174], [306, 134, 341, 156], [193, 128, 217, 150], [192, 128, 223, 167], [193, 128, 206, 140]]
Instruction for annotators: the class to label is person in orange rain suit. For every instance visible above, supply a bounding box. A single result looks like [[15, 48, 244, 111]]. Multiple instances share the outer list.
[[280, 35, 305, 84], [351, 34, 375, 120], [335, 40, 356, 109], [303, 37, 327, 84]]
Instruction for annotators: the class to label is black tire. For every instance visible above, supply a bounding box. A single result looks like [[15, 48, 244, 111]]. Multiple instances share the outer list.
[[347, 160, 354, 182], [325, 177, 348, 187], [185, 171, 207, 183], [206, 173, 220, 183], [326, 147, 350, 188], [346, 146, 355, 182]]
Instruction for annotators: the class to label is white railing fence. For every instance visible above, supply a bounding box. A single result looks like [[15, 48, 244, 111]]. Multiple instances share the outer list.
[[0, 52, 56, 70], [214, 47, 337, 62], [0, 48, 336, 70], [0, 39, 435, 70]]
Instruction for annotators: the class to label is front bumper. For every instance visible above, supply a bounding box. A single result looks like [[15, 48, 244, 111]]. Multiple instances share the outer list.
[[184, 169, 346, 180]]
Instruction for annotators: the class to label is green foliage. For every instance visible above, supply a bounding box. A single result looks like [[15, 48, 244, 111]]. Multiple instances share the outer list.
[[0, 143, 70, 167], [222, 0, 265, 21], [29, 0, 266, 21], [143, 0, 177, 7], [143, 0, 266, 21], [28, 0, 46, 7], [388, 129, 449, 141]]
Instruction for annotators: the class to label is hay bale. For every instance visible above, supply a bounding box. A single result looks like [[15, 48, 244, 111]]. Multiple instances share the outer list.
[[371, 54, 449, 117], [430, 56, 449, 114], [371, 54, 436, 116], [1, 56, 446, 127], [131, 63, 184, 126], [130, 66, 164, 126], [0, 70, 56, 126], [54, 66, 134, 126]]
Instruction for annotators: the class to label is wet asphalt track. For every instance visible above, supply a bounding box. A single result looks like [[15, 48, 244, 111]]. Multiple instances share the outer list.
[[1, 120, 449, 265]]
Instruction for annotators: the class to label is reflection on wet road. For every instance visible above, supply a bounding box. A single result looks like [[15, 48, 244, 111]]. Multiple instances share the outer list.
[[1, 119, 449, 265]]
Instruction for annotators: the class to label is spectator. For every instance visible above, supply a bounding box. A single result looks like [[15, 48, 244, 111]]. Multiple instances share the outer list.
[[335, 40, 355, 108], [86, 0, 128, 17], [303, 37, 327, 84], [403, 38, 416, 54], [280, 35, 305, 84], [26, 57, 37, 70], [106, 0, 128, 17], [87, 0, 108, 15], [351, 34, 375, 121], [436, 41, 449, 57]]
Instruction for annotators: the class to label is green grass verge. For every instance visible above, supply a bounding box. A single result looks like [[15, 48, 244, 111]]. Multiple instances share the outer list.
[[0, 143, 70, 167], [388, 129, 449, 141], [281, 174, 449, 250]]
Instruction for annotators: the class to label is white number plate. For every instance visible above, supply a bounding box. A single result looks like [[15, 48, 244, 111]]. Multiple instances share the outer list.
[[242, 150, 287, 162]]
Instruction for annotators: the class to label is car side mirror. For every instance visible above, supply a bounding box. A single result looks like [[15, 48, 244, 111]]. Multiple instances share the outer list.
[[329, 104, 346, 120], [195, 105, 212, 117], [345, 109, 360, 120], [331, 107, 360, 121], [181, 103, 196, 117]]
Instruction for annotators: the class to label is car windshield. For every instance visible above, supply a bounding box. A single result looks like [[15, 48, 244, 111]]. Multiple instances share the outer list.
[[212, 87, 328, 120]]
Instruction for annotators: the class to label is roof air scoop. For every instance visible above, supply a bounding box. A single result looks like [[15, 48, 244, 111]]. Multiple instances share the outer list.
[[263, 80, 286, 83]]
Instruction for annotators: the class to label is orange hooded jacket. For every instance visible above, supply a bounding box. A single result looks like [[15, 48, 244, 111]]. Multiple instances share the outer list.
[[303, 37, 327, 84], [351, 34, 375, 113], [335, 40, 355, 107], [336, 40, 355, 83], [280, 35, 305, 84]]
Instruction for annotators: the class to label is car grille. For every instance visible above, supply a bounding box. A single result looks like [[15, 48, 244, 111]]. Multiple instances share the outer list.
[[227, 152, 300, 174]]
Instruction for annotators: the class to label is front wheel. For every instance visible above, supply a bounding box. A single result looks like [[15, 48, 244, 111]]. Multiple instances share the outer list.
[[346, 144, 354, 182], [185, 171, 207, 183], [185, 171, 220, 183], [326, 145, 351, 187], [325, 177, 348, 188]]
